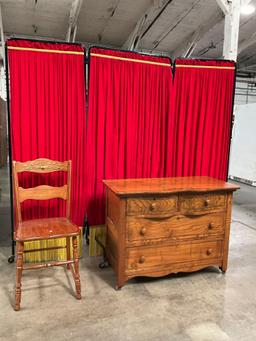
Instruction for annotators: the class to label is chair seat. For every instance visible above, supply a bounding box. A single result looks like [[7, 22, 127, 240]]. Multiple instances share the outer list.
[[15, 217, 80, 242]]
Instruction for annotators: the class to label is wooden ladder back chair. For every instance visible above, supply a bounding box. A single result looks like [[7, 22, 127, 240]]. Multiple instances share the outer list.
[[12, 158, 81, 311]]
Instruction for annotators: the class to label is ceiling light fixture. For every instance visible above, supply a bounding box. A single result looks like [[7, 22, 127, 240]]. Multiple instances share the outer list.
[[240, 4, 255, 15]]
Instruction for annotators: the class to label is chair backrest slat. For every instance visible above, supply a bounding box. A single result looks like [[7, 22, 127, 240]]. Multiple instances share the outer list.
[[15, 158, 69, 173], [13, 158, 72, 223], [18, 185, 68, 203]]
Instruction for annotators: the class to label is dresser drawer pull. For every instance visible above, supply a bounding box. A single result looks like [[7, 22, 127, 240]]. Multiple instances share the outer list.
[[140, 227, 147, 236], [208, 222, 214, 229], [142, 214, 173, 220], [139, 256, 146, 264], [204, 199, 210, 207], [149, 203, 157, 211], [206, 248, 213, 255]]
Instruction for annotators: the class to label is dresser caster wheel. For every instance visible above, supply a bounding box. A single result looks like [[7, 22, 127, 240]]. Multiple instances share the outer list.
[[115, 285, 122, 291]]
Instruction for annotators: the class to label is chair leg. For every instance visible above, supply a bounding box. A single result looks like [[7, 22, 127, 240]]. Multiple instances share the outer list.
[[14, 241, 24, 311], [66, 237, 71, 270], [72, 236, 81, 299]]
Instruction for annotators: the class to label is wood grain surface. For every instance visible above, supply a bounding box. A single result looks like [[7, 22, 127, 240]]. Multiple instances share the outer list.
[[12, 158, 81, 310], [104, 176, 239, 289], [103, 176, 239, 196]]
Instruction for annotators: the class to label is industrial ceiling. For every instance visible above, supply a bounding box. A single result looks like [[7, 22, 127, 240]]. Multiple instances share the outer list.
[[1, 0, 256, 71]]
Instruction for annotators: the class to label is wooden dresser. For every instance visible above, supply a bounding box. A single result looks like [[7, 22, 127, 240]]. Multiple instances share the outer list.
[[103, 177, 239, 289]]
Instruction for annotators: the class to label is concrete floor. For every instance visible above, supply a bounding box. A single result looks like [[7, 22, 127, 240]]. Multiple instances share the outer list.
[[0, 167, 256, 341]]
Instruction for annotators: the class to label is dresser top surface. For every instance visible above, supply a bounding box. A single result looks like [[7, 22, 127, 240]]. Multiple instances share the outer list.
[[103, 176, 239, 196]]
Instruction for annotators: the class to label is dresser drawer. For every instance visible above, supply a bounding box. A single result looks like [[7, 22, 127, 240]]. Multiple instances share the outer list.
[[127, 212, 225, 243], [127, 240, 223, 272], [127, 196, 178, 216], [180, 193, 226, 214]]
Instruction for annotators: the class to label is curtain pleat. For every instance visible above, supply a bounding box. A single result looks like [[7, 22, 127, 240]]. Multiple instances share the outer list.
[[86, 47, 173, 225], [168, 59, 235, 180], [7, 40, 86, 261], [86, 52, 235, 226], [7, 41, 236, 252]]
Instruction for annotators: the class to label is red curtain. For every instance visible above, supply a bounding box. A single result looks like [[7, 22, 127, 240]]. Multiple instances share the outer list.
[[166, 59, 235, 180], [8, 41, 235, 228], [86, 47, 173, 225], [7, 39, 86, 226]]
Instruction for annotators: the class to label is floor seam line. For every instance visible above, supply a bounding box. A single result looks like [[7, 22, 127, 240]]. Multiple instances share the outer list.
[[232, 219, 256, 231]]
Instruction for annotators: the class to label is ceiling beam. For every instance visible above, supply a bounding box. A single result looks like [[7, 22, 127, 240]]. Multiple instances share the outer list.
[[216, 0, 253, 13], [183, 31, 201, 58], [171, 9, 224, 58], [123, 0, 172, 50], [238, 63, 256, 71], [66, 0, 83, 42], [238, 53, 256, 68], [216, 0, 253, 60], [238, 32, 256, 54], [152, 0, 207, 51], [222, 0, 241, 61], [216, 0, 230, 15], [122, 13, 147, 50]]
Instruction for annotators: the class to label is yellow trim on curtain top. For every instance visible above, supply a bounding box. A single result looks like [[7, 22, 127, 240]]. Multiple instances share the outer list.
[[8, 46, 84, 55], [175, 64, 235, 70], [90, 53, 171, 67]]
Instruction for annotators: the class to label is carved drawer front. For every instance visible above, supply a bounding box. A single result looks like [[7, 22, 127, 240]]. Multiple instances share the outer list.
[[127, 196, 178, 216], [127, 240, 223, 272], [127, 212, 225, 243], [180, 193, 226, 214]]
